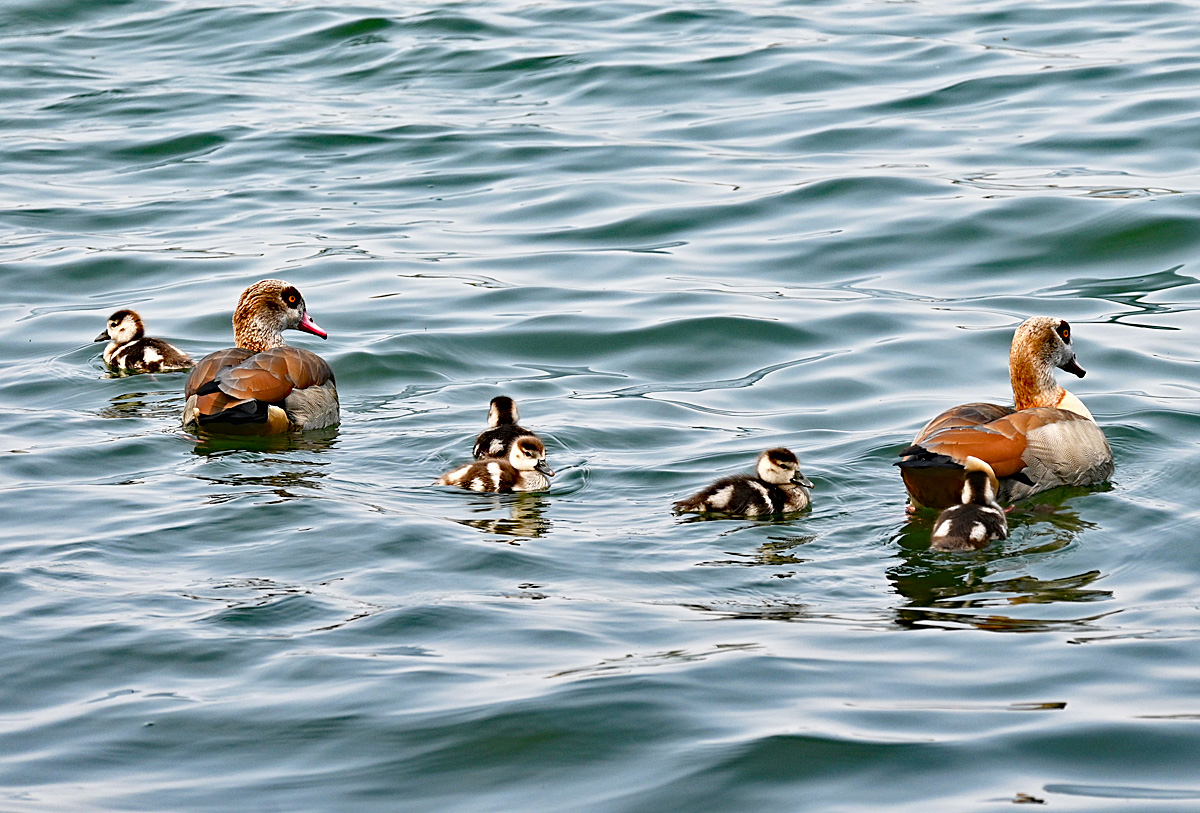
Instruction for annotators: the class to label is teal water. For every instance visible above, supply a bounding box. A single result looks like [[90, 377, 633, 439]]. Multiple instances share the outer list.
[[4, 0, 1200, 810]]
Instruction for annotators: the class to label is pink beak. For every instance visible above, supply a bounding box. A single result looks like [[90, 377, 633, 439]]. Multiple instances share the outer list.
[[298, 310, 328, 339]]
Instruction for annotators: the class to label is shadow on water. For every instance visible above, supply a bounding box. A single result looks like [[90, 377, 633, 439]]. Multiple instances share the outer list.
[[184, 428, 340, 502], [99, 389, 188, 421], [550, 642, 760, 680], [680, 599, 812, 623], [188, 426, 340, 456], [448, 492, 552, 542], [98, 364, 192, 380], [675, 525, 817, 621], [888, 488, 1115, 632], [696, 530, 816, 569]]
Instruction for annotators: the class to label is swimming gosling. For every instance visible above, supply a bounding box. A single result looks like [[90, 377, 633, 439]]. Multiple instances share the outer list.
[[929, 456, 1008, 551], [95, 310, 193, 373], [439, 435, 553, 493], [673, 447, 813, 517], [473, 395, 538, 460]]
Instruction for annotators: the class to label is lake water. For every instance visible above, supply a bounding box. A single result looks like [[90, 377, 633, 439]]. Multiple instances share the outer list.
[[4, 0, 1200, 810]]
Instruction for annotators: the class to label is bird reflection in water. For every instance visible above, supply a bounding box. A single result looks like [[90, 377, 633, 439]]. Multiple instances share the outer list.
[[449, 492, 552, 543], [99, 390, 186, 421], [696, 531, 816, 570], [889, 490, 1115, 632], [684, 529, 815, 619], [551, 642, 760, 680], [186, 427, 339, 503], [680, 598, 812, 623]]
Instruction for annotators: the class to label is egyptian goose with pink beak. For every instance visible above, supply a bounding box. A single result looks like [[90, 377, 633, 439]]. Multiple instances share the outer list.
[[182, 280, 339, 434]]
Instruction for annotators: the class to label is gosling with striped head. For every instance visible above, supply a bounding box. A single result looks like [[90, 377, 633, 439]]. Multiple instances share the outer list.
[[473, 395, 538, 460], [930, 456, 1008, 551], [673, 447, 813, 518], [439, 435, 554, 493], [95, 310, 193, 373]]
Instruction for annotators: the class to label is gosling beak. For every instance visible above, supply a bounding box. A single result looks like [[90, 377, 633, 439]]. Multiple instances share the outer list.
[[297, 310, 328, 339], [94, 331, 110, 342], [793, 472, 814, 489], [535, 459, 555, 477], [1060, 356, 1086, 378]]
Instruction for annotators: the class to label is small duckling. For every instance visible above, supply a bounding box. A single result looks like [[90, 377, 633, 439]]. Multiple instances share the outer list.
[[673, 447, 814, 517], [930, 456, 1008, 551], [439, 435, 554, 493], [473, 395, 537, 459], [95, 310, 193, 373]]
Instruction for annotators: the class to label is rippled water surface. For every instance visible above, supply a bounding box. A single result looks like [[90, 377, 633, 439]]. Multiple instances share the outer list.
[[5, 0, 1200, 810]]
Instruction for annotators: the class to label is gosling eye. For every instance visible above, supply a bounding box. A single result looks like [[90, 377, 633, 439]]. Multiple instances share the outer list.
[[1056, 321, 1071, 343]]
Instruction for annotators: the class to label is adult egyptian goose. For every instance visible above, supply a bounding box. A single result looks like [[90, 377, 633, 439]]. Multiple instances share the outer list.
[[673, 447, 814, 517], [95, 310, 193, 373], [438, 435, 553, 492], [897, 317, 1113, 509], [929, 457, 1008, 551], [472, 395, 537, 460], [182, 280, 338, 434]]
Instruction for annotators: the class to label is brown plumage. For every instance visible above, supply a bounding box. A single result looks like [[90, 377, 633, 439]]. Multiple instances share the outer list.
[[95, 310, 193, 373], [182, 280, 338, 435], [930, 457, 1008, 551], [472, 395, 537, 460], [673, 447, 814, 517], [438, 435, 553, 493], [897, 317, 1113, 509]]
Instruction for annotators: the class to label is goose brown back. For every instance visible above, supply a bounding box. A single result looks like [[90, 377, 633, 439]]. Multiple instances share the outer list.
[[181, 280, 339, 435], [897, 317, 1112, 509]]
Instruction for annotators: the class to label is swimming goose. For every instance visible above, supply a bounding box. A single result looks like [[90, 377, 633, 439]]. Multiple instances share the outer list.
[[95, 310, 193, 373], [472, 395, 537, 460], [673, 447, 813, 517], [439, 435, 553, 492], [182, 280, 338, 434], [897, 317, 1113, 509], [930, 457, 1008, 551]]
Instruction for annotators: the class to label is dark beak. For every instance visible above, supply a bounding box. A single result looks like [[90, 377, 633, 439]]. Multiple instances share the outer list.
[[94, 331, 110, 342], [793, 472, 814, 489], [536, 460, 555, 477], [1060, 356, 1086, 378]]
